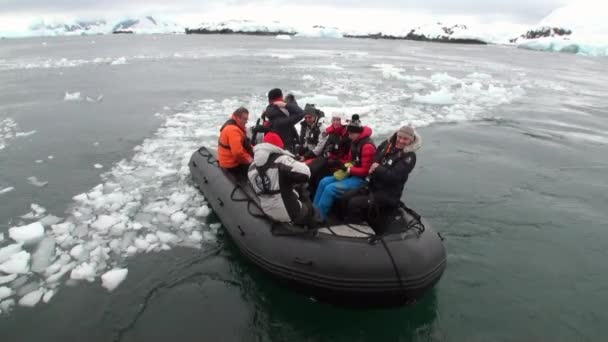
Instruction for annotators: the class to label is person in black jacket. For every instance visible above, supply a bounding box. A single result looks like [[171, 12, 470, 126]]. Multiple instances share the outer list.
[[263, 88, 305, 153], [345, 125, 422, 234]]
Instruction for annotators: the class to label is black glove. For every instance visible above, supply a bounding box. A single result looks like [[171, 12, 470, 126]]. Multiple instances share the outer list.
[[327, 159, 344, 169]]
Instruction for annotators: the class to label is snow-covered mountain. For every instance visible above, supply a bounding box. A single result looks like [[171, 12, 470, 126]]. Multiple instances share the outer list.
[[16, 16, 182, 37], [1, 1, 606, 57], [112, 16, 182, 34]]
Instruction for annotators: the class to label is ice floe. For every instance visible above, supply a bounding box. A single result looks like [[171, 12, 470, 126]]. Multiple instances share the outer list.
[[8, 222, 45, 245], [0, 118, 36, 150], [64, 91, 82, 101], [94, 164, 104, 169], [0, 187, 15, 195], [101, 268, 128, 291], [27, 176, 49, 187]]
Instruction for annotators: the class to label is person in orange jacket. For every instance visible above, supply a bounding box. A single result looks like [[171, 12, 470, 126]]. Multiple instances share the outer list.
[[218, 107, 254, 178]]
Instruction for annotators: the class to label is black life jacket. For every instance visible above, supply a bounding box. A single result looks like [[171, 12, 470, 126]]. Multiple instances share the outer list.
[[324, 127, 350, 157], [350, 137, 374, 167], [299, 121, 322, 146], [254, 153, 281, 195], [218, 119, 253, 156]]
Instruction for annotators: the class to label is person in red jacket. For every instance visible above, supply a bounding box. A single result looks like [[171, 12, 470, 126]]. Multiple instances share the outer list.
[[313, 114, 376, 221], [217, 107, 253, 178]]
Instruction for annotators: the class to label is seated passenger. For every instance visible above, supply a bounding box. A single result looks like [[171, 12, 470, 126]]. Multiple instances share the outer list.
[[217, 107, 254, 179], [313, 114, 376, 221], [297, 104, 326, 161], [248, 132, 315, 226], [306, 112, 350, 197], [346, 125, 422, 234]]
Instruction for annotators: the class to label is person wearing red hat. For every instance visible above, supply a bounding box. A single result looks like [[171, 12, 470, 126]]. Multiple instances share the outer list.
[[217, 107, 254, 179], [247, 131, 316, 225]]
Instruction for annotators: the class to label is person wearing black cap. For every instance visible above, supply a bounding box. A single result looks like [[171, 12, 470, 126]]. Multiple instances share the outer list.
[[345, 125, 422, 234], [297, 103, 327, 159], [262, 88, 305, 153], [313, 114, 376, 221]]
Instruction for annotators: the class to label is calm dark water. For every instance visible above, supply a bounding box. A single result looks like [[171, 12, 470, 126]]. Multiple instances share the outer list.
[[0, 34, 607, 341]]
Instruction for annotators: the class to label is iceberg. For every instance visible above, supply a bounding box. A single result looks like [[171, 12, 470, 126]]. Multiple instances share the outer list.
[[101, 268, 128, 291], [8, 222, 45, 244]]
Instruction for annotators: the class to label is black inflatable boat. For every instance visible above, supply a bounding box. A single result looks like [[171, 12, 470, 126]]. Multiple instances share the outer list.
[[189, 146, 446, 307]]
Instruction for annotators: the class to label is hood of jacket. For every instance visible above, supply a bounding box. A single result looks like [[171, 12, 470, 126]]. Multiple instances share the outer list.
[[253, 142, 294, 165], [387, 127, 422, 153], [352, 126, 372, 142]]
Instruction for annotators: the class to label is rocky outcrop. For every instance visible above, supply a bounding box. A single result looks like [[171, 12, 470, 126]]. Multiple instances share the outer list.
[[510, 26, 572, 43], [343, 24, 486, 44]]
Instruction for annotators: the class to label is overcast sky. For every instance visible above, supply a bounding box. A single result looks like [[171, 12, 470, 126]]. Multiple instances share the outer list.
[[0, 0, 576, 26]]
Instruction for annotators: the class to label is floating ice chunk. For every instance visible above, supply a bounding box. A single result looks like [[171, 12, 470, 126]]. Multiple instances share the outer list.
[[70, 263, 95, 281], [94, 163, 103, 169], [85, 95, 104, 103], [0, 187, 15, 195], [0, 274, 18, 285], [170, 211, 187, 224], [110, 57, 127, 65], [190, 231, 203, 243], [16, 130, 36, 137], [209, 223, 222, 230], [9, 222, 45, 244], [156, 231, 179, 244], [42, 289, 54, 303], [0, 251, 30, 274], [195, 205, 211, 217], [91, 215, 118, 231], [48, 155, 54, 160], [64, 92, 81, 101], [31, 203, 46, 215], [0, 299, 15, 313], [467, 72, 492, 79], [412, 88, 455, 105], [134, 238, 149, 250], [101, 268, 128, 292], [31, 237, 56, 273], [39, 215, 62, 226], [46, 262, 75, 284], [73, 193, 88, 202], [0, 244, 22, 263], [35, 159, 44, 163], [126, 246, 138, 256], [302, 75, 314, 81], [0, 287, 12, 301], [93, 141, 100, 146], [276, 34, 292, 40], [27, 176, 48, 187], [18, 289, 43, 307]]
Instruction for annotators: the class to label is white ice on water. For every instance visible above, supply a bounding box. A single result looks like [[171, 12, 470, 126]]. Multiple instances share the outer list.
[[8, 222, 45, 245], [110, 57, 127, 65], [64, 91, 82, 101], [27, 176, 48, 187], [0, 187, 14, 195], [101, 268, 128, 291], [275, 34, 291, 40], [0, 118, 36, 151], [94, 164, 104, 169]]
